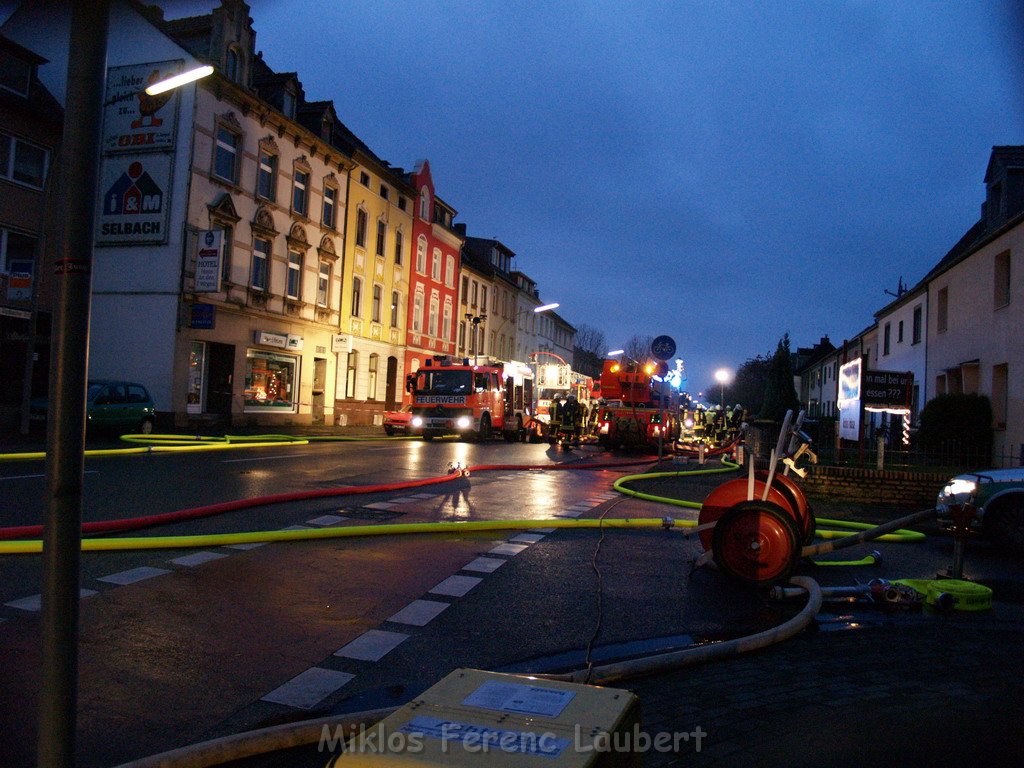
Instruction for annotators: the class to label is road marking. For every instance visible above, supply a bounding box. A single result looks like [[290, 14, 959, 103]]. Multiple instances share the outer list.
[[307, 514, 348, 526], [223, 542, 266, 550], [462, 557, 506, 574], [4, 589, 97, 612], [261, 667, 354, 710], [221, 453, 312, 463], [98, 566, 171, 585], [387, 600, 450, 627], [409, 493, 437, 499], [170, 551, 228, 567], [509, 533, 545, 544], [489, 543, 529, 556], [364, 502, 397, 510], [566, 504, 593, 511], [389, 497, 418, 504], [280, 525, 311, 531], [429, 575, 482, 597], [530, 528, 556, 534], [334, 630, 409, 661], [556, 510, 582, 518], [1, 470, 97, 481]]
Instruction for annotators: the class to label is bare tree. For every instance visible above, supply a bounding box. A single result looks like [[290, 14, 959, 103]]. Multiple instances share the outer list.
[[573, 323, 608, 357], [623, 334, 655, 363]]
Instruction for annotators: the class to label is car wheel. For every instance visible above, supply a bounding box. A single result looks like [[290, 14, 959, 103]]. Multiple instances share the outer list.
[[476, 413, 492, 442], [987, 497, 1024, 555], [139, 417, 154, 435], [422, 430, 436, 442], [384, 426, 395, 436]]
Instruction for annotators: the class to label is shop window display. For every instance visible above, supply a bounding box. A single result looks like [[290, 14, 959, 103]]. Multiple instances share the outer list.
[[244, 350, 297, 411]]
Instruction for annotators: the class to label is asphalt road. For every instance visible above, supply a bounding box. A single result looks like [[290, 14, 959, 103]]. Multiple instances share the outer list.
[[0, 438, 1019, 767]]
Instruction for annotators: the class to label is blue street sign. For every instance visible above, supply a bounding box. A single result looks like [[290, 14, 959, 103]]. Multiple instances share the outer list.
[[651, 335, 676, 360]]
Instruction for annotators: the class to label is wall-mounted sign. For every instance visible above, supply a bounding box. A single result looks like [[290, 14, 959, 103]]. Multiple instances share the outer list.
[[332, 333, 352, 353], [862, 370, 913, 409], [194, 229, 222, 292], [5, 259, 33, 301], [285, 334, 304, 351], [254, 330, 288, 349], [102, 60, 183, 154], [96, 154, 173, 246], [190, 303, 215, 329]]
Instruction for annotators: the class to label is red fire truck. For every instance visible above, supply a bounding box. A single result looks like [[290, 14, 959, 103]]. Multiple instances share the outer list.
[[407, 357, 534, 442], [596, 358, 681, 451]]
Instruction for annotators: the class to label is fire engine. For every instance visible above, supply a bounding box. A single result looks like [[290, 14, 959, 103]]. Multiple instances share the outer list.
[[527, 352, 594, 440], [407, 357, 534, 442], [596, 358, 681, 451]]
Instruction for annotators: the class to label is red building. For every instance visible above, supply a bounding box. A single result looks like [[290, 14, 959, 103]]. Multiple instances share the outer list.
[[402, 160, 463, 402]]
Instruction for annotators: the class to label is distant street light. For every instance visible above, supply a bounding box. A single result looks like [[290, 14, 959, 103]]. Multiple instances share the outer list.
[[715, 368, 731, 409]]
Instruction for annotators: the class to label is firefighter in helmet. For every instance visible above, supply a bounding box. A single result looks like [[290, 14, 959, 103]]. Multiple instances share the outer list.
[[562, 393, 582, 442]]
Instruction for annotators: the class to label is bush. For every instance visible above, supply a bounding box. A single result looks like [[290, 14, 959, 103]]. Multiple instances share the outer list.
[[917, 394, 992, 467]]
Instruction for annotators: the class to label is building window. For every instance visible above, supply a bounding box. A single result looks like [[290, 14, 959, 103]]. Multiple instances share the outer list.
[[994, 250, 1011, 309], [322, 185, 336, 228], [937, 287, 948, 334], [292, 169, 309, 216], [317, 261, 330, 307], [286, 250, 302, 300], [481, 286, 488, 311], [416, 236, 427, 274], [413, 290, 424, 333], [367, 354, 379, 400], [429, 294, 439, 337], [1, 131, 48, 189], [398, 197, 407, 212], [394, 229, 403, 265], [912, 305, 922, 344], [897, 320, 904, 343], [359, 171, 370, 186], [445, 255, 455, 287], [0, 50, 32, 96], [443, 301, 452, 341], [351, 276, 362, 316], [281, 90, 296, 119], [379, 184, 389, 201], [458, 321, 466, 350], [218, 224, 233, 282], [225, 48, 240, 83], [883, 323, 890, 356], [431, 248, 441, 281], [471, 282, 478, 307], [214, 125, 239, 183], [376, 220, 386, 257], [391, 290, 400, 327], [420, 186, 430, 219], [244, 350, 297, 412], [251, 237, 270, 290], [355, 209, 367, 248], [0, 227, 36, 276], [461, 276, 468, 304], [372, 283, 382, 323], [257, 149, 276, 201], [345, 351, 358, 398], [992, 363, 1009, 430]]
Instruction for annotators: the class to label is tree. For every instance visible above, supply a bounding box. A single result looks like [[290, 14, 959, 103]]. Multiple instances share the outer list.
[[759, 333, 800, 423], [623, 334, 655, 364], [573, 323, 607, 358], [725, 353, 772, 414]]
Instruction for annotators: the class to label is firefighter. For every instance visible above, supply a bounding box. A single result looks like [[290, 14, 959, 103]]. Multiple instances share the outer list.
[[693, 404, 707, 443], [548, 395, 564, 443], [562, 393, 582, 443]]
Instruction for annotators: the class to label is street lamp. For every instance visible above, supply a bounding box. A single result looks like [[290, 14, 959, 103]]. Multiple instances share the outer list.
[[715, 368, 731, 409], [465, 312, 486, 362]]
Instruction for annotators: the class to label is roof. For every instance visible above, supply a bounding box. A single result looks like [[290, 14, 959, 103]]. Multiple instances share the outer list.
[[984, 145, 1024, 183]]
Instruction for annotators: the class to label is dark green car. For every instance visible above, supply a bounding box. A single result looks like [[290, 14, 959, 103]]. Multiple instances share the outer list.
[[30, 379, 156, 434]]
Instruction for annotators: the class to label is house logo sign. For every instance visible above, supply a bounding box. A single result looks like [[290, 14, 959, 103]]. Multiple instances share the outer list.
[[103, 160, 163, 218]]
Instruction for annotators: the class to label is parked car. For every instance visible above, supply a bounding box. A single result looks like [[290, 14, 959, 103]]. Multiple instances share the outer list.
[[30, 379, 156, 434], [383, 404, 413, 436], [936, 467, 1024, 554]]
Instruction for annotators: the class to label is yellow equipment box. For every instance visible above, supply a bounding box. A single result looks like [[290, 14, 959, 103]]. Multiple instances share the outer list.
[[332, 668, 641, 767]]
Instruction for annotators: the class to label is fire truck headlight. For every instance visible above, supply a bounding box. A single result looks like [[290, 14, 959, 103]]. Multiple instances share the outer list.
[[599, 422, 610, 435], [684, 418, 694, 428], [456, 416, 472, 429], [411, 416, 424, 427]]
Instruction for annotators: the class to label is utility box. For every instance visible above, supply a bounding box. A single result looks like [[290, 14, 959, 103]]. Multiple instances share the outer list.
[[335, 668, 641, 767]]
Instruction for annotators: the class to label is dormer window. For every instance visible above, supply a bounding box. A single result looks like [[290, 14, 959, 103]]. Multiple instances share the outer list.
[[225, 47, 242, 84], [282, 89, 296, 119], [0, 49, 32, 97], [419, 186, 430, 219]]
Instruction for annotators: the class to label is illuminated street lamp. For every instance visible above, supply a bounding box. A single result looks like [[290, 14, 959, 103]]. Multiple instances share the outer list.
[[465, 312, 487, 362], [715, 368, 731, 409]]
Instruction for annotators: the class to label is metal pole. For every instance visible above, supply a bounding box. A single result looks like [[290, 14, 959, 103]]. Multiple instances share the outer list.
[[37, 3, 109, 766]]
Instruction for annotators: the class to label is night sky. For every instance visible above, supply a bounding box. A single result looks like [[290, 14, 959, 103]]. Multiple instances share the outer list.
[[9, 1, 1024, 391]]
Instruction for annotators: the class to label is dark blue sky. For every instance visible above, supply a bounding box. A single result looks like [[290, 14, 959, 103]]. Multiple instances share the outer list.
[[12, 1, 1024, 391]]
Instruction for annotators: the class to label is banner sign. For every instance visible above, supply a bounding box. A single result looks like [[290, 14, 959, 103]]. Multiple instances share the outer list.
[[862, 370, 913, 409], [102, 60, 183, 154], [837, 359, 862, 441], [96, 155, 173, 245], [195, 229, 223, 292]]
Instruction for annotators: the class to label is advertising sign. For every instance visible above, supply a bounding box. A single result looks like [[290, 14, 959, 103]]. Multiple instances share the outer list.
[[102, 60, 183, 154], [862, 370, 913, 409], [194, 229, 223, 292], [5, 259, 33, 301], [96, 155, 173, 246], [837, 359, 862, 441], [332, 334, 352, 353], [254, 330, 288, 349]]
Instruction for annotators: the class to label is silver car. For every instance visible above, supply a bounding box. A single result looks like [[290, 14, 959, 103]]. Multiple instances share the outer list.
[[936, 467, 1024, 553]]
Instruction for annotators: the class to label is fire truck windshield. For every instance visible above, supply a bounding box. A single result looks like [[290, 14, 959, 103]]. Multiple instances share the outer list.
[[415, 369, 473, 395]]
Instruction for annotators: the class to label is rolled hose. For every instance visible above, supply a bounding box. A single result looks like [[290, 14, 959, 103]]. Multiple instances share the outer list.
[[108, 579, 821, 768], [0, 457, 657, 542], [537, 576, 823, 685]]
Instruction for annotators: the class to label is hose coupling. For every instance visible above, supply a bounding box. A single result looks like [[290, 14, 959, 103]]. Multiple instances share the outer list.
[[661, 517, 675, 529]]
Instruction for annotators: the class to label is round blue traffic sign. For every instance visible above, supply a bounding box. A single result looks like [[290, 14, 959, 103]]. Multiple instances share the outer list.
[[651, 335, 676, 360]]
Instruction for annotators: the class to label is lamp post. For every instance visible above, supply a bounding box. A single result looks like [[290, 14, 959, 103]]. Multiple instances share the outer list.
[[715, 368, 731, 409], [465, 312, 486, 363]]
